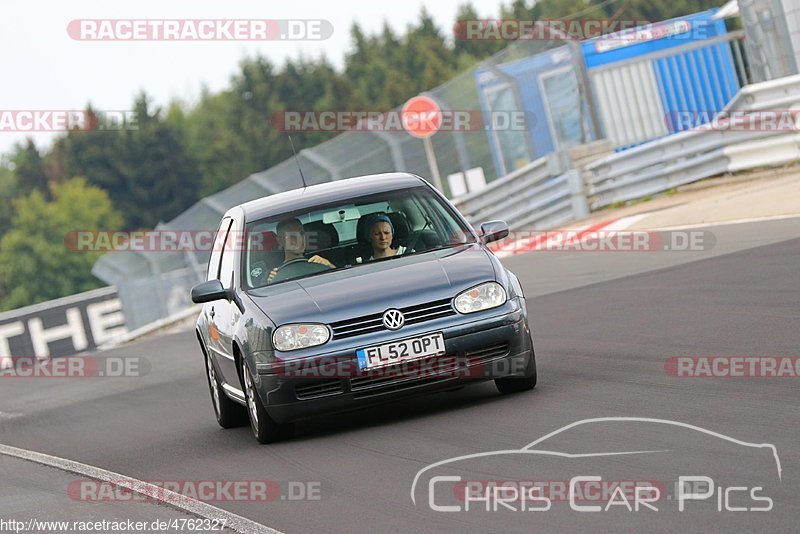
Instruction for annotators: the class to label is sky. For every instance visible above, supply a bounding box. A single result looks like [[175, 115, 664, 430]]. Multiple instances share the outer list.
[[0, 0, 508, 157]]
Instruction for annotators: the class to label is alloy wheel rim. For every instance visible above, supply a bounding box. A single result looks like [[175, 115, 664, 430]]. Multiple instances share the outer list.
[[244, 369, 259, 429], [207, 354, 220, 416]]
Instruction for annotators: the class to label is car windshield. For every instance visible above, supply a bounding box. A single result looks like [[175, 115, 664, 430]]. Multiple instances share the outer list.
[[242, 186, 476, 289]]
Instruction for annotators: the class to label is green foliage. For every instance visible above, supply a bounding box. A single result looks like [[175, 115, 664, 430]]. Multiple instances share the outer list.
[[0, 178, 122, 311], [0, 160, 17, 237], [52, 96, 201, 229], [13, 140, 50, 197], [513, 0, 723, 22]]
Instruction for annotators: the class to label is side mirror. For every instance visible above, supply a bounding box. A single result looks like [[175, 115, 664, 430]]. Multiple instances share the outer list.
[[191, 280, 227, 304], [480, 220, 509, 244]]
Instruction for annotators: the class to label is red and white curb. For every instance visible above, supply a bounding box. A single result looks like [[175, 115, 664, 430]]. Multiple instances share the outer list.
[[489, 211, 800, 258], [489, 215, 647, 258]]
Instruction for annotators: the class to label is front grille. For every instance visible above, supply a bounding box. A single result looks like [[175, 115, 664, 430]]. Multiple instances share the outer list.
[[349, 343, 510, 398], [292, 344, 511, 400], [295, 380, 344, 400], [330, 298, 456, 340], [350, 357, 461, 394]]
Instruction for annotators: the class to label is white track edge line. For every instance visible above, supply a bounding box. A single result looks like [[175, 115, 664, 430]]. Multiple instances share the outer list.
[[618, 212, 800, 232], [0, 443, 283, 534]]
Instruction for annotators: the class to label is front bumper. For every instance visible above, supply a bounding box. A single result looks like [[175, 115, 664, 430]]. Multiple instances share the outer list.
[[251, 299, 533, 423]]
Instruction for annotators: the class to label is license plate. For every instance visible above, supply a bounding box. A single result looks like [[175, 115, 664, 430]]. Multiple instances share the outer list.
[[356, 333, 445, 371]]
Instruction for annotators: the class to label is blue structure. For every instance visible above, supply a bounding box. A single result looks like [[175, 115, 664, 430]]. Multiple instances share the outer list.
[[583, 8, 740, 146], [476, 8, 742, 173], [475, 46, 593, 177]]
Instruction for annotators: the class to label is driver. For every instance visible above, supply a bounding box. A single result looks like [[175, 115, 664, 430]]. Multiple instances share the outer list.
[[267, 218, 335, 283]]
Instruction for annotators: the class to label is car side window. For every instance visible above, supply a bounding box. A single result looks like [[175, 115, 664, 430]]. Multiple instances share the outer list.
[[207, 218, 232, 281], [219, 219, 239, 291]]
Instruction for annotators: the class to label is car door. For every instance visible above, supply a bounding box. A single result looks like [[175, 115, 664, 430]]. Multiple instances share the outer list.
[[203, 217, 238, 389], [211, 214, 242, 388]]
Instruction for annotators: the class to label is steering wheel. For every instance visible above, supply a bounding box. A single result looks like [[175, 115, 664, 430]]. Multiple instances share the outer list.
[[269, 258, 332, 284]]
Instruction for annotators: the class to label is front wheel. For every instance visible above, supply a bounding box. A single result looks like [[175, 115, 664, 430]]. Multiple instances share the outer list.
[[495, 351, 537, 394], [204, 349, 247, 428], [242, 365, 294, 444]]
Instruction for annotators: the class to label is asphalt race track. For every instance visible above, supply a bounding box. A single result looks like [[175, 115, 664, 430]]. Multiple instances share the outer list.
[[1, 218, 799, 533]]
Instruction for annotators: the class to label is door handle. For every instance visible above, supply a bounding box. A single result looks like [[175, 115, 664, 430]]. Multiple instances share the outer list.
[[210, 307, 215, 319]]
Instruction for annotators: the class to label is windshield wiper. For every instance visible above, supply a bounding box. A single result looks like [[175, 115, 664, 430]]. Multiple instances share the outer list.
[[394, 242, 471, 260]]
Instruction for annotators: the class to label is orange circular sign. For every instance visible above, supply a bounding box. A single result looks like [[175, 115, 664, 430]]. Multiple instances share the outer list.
[[401, 95, 442, 139]]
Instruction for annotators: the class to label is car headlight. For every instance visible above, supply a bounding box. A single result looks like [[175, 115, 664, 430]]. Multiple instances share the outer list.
[[454, 282, 507, 314], [272, 324, 330, 352]]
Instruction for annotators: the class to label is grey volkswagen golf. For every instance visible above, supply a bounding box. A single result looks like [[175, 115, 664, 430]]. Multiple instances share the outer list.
[[191, 173, 536, 443]]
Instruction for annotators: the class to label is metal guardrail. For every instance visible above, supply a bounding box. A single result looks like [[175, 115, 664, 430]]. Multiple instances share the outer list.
[[453, 155, 589, 231], [454, 74, 800, 229], [725, 132, 800, 171], [585, 74, 800, 209], [453, 156, 553, 220], [586, 78, 800, 181]]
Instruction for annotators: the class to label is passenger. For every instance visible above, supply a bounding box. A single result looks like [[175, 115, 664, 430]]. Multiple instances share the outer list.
[[364, 214, 407, 260], [267, 218, 335, 283]]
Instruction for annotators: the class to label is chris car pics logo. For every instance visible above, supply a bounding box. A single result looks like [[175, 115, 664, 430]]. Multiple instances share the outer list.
[[411, 417, 781, 513]]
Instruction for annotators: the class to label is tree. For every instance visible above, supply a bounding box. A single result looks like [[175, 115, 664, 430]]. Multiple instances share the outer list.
[[174, 89, 250, 196], [52, 96, 201, 229], [511, 0, 722, 26], [117, 95, 202, 228], [0, 157, 17, 236], [0, 177, 123, 311], [0, 159, 16, 302], [13, 140, 50, 196], [453, 3, 507, 62]]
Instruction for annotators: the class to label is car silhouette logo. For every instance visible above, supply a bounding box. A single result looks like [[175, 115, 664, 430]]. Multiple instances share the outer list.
[[383, 309, 405, 330]]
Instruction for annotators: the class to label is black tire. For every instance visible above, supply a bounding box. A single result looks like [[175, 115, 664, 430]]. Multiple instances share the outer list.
[[242, 364, 294, 444], [495, 350, 537, 394], [203, 346, 248, 428]]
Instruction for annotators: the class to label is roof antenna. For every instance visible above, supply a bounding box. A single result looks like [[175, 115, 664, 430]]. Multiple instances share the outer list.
[[287, 134, 308, 189]]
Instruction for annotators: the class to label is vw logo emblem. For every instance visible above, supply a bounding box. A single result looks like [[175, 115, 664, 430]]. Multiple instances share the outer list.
[[382, 309, 405, 330]]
